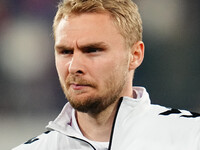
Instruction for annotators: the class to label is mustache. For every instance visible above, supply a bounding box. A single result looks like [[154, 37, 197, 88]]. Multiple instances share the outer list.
[[66, 75, 97, 87]]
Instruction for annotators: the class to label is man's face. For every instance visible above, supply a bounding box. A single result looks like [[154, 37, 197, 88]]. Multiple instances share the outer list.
[[54, 13, 132, 114]]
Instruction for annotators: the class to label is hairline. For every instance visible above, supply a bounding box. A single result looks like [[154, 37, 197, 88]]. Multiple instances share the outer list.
[[53, 11, 135, 49]]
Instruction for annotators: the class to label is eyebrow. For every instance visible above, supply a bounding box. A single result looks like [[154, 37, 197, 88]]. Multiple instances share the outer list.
[[54, 45, 73, 51], [78, 42, 109, 50], [55, 42, 109, 51]]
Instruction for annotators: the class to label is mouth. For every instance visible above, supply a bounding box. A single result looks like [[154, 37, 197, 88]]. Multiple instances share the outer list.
[[70, 83, 91, 90]]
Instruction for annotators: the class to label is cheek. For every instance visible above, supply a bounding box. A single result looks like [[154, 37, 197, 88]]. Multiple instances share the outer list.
[[55, 58, 68, 81], [100, 56, 129, 81], [93, 59, 118, 83]]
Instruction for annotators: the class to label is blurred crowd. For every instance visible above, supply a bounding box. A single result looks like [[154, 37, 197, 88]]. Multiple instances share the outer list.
[[0, 0, 66, 115]]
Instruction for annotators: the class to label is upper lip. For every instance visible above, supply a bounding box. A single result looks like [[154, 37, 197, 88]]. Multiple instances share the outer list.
[[70, 83, 90, 86]]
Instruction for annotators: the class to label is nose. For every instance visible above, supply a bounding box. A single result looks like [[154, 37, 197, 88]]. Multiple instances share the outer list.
[[68, 51, 84, 75]]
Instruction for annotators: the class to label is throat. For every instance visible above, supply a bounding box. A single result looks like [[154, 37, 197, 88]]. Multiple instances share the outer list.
[[75, 100, 119, 142]]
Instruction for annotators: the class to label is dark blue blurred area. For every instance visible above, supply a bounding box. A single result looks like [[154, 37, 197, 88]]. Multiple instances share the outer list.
[[0, 0, 66, 115], [135, 0, 200, 111], [0, 0, 200, 149]]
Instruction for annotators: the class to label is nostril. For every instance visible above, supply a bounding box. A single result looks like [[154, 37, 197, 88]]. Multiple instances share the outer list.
[[76, 70, 83, 74]]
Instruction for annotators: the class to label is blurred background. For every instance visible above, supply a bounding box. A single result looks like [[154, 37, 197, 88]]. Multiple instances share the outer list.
[[0, 0, 200, 149]]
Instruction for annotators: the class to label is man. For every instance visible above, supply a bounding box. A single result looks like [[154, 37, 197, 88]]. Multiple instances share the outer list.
[[13, 0, 200, 150]]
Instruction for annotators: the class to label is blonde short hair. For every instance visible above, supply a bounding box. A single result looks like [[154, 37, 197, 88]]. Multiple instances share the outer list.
[[53, 0, 143, 47]]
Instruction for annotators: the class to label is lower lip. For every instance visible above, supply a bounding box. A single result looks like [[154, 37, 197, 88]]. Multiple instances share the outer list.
[[71, 84, 88, 90]]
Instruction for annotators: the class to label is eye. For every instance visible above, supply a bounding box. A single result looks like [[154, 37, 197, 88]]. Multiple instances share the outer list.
[[60, 49, 73, 55], [84, 47, 103, 53]]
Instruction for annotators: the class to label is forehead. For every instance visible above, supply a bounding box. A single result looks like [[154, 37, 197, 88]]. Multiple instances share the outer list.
[[54, 13, 125, 48]]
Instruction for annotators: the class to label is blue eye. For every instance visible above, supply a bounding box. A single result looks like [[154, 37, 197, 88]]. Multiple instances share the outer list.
[[84, 48, 102, 53], [61, 50, 73, 54]]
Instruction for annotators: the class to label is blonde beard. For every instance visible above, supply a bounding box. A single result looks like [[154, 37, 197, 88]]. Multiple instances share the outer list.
[[60, 71, 127, 114], [60, 54, 130, 114]]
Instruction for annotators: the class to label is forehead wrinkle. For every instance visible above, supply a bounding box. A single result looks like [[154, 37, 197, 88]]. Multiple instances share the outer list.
[[54, 37, 75, 50], [76, 41, 109, 50]]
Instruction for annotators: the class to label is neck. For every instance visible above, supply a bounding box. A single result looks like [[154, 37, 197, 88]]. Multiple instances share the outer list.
[[75, 81, 134, 142], [76, 100, 120, 142]]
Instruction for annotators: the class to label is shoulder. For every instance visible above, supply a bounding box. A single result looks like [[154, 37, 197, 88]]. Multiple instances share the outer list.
[[118, 104, 200, 148], [144, 104, 200, 135], [12, 131, 58, 150], [122, 102, 200, 135], [150, 104, 200, 120]]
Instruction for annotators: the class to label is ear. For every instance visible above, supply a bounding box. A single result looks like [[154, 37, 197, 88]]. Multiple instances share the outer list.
[[129, 41, 145, 71]]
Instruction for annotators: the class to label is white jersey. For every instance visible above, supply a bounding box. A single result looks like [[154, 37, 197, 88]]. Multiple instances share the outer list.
[[13, 87, 200, 150]]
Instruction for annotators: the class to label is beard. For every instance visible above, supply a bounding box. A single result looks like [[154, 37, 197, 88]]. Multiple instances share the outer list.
[[60, 60, 129, 115], [60, 75, 126, 114]]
